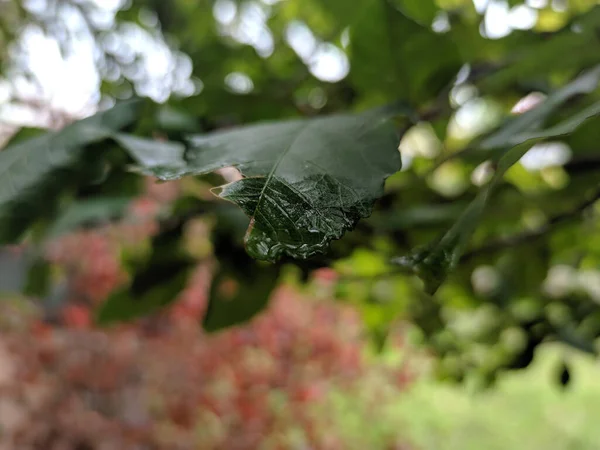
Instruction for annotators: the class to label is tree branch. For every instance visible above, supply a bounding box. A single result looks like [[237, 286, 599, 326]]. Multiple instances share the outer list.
[[461, 185, 600, 262]]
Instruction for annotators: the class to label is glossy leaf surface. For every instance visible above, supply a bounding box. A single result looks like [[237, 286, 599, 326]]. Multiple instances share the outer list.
[[123, 107, 404, 261]]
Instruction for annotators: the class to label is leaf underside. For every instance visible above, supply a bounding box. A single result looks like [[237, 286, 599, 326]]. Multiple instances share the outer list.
[[123, 108, 402, 261]]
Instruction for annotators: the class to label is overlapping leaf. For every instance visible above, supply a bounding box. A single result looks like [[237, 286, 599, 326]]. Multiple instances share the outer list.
[[396, 66, 600, 293], [122, 107, 404, 261]]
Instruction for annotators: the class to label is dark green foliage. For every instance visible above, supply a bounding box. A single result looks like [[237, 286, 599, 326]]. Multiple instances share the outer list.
[[121, 107, 405, 261], [96, 219, 196, 325], [23, 257, 51, 298], [47, 198, 133, 238], [349, 0, 461, 103], [3, 0, 600, 380], [203, 234, 281, 332], [0, 100, 143, 244]]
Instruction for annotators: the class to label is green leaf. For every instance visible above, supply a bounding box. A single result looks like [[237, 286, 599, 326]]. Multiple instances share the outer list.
[[0, 99, 142, 244], [395, 65, 600, 294], [95, 221, 196, 325], [95, 267, 191, 325], [508, 99, 600, 143], [47, 197, 133, 238], [155, 105, 199, 132], [349, 0, 461, 103], [480, 65, 600, 151], [369, 203, 466, 230], [478, 7, 600, 93], [391, 0, 438, 26], [397, 81, 600, 292], [203, 239, 280, 332], [449, 64, 600, 170], [113, 133, 186, 168], [1, 127, 47, 148], [120, 106, 405, 262], [202, 203, 281, 332], [23, 258, 51, 298]]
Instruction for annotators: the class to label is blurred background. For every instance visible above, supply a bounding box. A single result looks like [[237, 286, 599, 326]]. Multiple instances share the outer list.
[[1, 0, 600, 448]]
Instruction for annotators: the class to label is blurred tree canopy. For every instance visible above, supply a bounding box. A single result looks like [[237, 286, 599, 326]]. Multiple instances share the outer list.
[[1, 0, 600, 383]]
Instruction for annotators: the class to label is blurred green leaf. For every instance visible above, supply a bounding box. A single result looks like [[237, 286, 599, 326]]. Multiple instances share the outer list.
[[96, 218, 195, 324], [47, 197, 133, 238], [0, 99, 142, 244], [95, 266, 191, 325], [349, 0, 461, 103], [396, 64, 600, 291], [203, 237, 280, 332], [369, 203, 466, 230], [479, 7, 600, 93], [394, 142, 532, 293], [113, 133, 186, 168], [23, 258, 51, 298], [392, 0, 438, 26], [155, 105, 199, 132], [335, 248, 392, 278], [406, 66, 600, 293], [480, 65, 600, 151], [1, 127, 47, 148]]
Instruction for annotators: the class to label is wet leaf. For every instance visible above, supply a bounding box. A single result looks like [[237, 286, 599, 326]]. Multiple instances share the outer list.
[[120, 106, 406, 261]]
